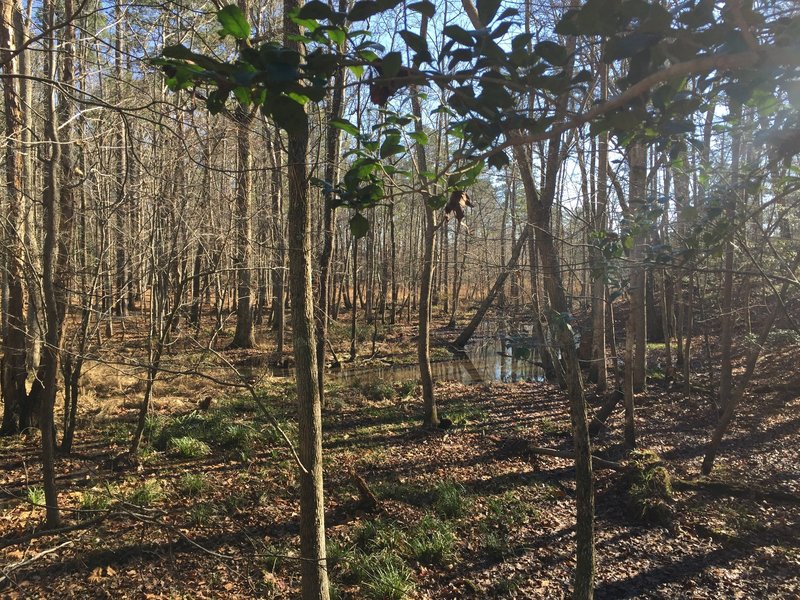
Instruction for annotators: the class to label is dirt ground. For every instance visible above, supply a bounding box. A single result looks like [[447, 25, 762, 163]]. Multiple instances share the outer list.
[[0, 315, 798, 598]]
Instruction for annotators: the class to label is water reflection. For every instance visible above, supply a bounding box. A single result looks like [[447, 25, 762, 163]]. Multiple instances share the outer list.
[[264, 335, 547, 386]]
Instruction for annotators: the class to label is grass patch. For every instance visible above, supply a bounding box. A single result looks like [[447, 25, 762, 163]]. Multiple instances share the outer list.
[[353, 518, 408, 553], [539, 417, 567, 436], [358, 381, 397, 402], [374, 480, 427, 505], [219, 423, 256, 457], [178, 473, 208, 496], [26, 486, 45, 508], [480, 490, 541, 559], [395, 380, 417, 397], [168, 436, 212, 458], [406, 514, 456, 565], [79, 488, 111, 517], [360, 554, 415, 600], [127, 479, 164, 507], [432, 480, 466, 519], [103, 422, 132, 444], [188, 502, 215, 526], [223, 490, 250, 513]]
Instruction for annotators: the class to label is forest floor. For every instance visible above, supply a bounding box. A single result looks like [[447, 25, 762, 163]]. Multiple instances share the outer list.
[[0, 318, 799, 599]]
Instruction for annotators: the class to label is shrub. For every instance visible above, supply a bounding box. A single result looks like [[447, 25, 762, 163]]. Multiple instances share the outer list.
[[624, 449, 673, 527], [359, 381, 397, 402]]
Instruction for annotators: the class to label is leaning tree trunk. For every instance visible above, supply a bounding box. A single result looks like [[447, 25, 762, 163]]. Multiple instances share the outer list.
[[452, 228, 529, 349], [702, 250, 800, 474]]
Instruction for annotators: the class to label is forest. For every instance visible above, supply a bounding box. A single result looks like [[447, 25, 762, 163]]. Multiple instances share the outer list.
[[1, 0, 799, 597]]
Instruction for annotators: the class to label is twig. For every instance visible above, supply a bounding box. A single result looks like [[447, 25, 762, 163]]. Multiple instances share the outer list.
[[0, 512, 110, 551], [202, 345, 308, 474], [0, 541, 73, 586]]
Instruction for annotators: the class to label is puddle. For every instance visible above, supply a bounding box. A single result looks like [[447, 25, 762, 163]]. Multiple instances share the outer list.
[[254, 333, 547, 386]]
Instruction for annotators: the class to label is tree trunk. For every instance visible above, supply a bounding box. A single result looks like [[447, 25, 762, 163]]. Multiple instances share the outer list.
[[284, 2, 330, 597], [410, 62, 438, 428], [718, 101, 742, 409], [628, 141, 648, 393], [0, 0, 29, 436], [589, 61, 608, 389], [229, 103, 257, 348], [316, 21, 346, 404]]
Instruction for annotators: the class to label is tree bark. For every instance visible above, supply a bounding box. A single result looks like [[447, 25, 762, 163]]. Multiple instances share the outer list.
[[0, 0, 29, 435], [589, 61, 608, 390], [284, 1, 330, 596], [316, 15, 346, 404]]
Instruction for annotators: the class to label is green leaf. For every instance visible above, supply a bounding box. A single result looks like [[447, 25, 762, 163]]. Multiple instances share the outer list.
[[408, 1, 435, 18], [233, 87, 251, 105], [535, 41, 568, 66], [350, 213, 369, 238], [348, 0, 382, 21], [330, 118, 359, 136], [379, 138, 405, 158], [409, 130, 428, 145], [381, 51, 403, 78], [443, 25, 473, 46], [348, 64, 365, 78], [217, 5, 250, 40], [162, 44, 195, 60], [400, 30, 428, 56], [604, 32, 661, 61], [427, 193, 447, 210], [476, 0, 502, 25], [326, 28, 346, 47], [298, 0, 334, 20], [267, 95, 308, 134]]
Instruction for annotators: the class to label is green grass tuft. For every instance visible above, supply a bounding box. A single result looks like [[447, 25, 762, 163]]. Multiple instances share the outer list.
[[168, 436, 211, 458], [79, 488, 111, 517], [188, 502, 215, 526], [406, 514, 456, 565], [26, 486, 45, 508], [127, 479, 164, 507], [178, 473, 208, 496], [432, 480, 466, 519]]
